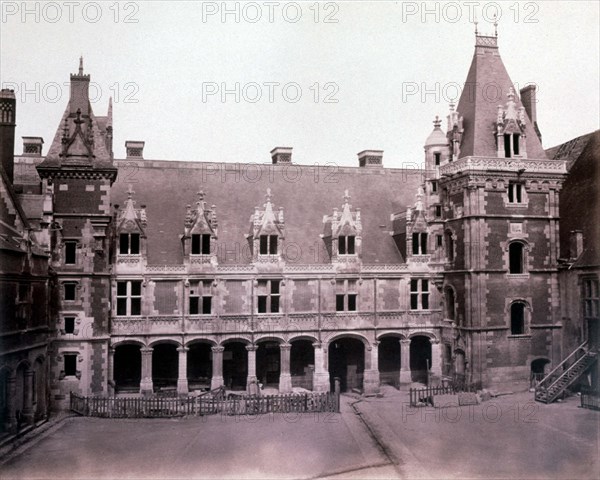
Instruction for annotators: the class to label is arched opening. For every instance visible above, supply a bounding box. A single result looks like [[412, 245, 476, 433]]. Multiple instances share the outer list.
[[509, 242, 524, 274], [410, 336, 432, 384], [34, 358, 46, 421], [445, 287, 456, 321], [530, 358, 550, 387], [510, 302, 526, 335], [328, 338, 365, 392], [378, 337, 401, 388], [0, 369, 10, 432], [223, 342, 248, 391], [290, 340, 314, 390], [152, 343, 178, 393], [114, 344, 141, 393], [256, 341, 281, 388], [187, 343, 212, 392]]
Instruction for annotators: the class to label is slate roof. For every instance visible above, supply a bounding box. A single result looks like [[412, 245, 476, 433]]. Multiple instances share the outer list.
[[111, 160, 423, 265], [553, 130, 600, 265], [456, 35, 547, 159]]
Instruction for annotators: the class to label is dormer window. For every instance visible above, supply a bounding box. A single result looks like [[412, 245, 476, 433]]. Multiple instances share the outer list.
[[191, 234, 211, 255], [412, 232, 427, 255], [338, 235, 356, 255], [119, 233, 140, 255], [257, 279, 280, 313], [508, 182, 523, 204], [259, 235, 278, 255]]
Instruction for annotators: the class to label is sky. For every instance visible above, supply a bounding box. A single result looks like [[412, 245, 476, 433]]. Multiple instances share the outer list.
[[1, 1, 599, 168]]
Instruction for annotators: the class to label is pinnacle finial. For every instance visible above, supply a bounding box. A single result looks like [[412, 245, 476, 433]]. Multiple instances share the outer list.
[[198, 190, 205, 201], [474, 12, 478, 35], [127, 184, 135, 199], [433, 115, 442, 128], [79, 56, 84, 75], [343, 189, 350, 204], [265, 188, 272, 203], [493, 14, 498, 37], [508, 86, 515, 101]]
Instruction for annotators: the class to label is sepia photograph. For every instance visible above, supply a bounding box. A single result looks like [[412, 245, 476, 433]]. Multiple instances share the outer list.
[[0, 1, 599, 479]]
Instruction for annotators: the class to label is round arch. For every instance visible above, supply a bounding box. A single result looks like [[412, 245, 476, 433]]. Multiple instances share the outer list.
[[148, 338, 182, 348], [254, 335, 286, 345], [326, 332, 371, 349], [376, 331, 407, 342], [185, 338, 218, 348], [111, 339, 146, 348], [288, 334, 319, 344], [220, 336, 252, 347], [408, 331, 439, 342]]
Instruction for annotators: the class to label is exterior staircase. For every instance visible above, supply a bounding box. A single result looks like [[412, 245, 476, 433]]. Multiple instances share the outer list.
[[535, 342, 598, 404]]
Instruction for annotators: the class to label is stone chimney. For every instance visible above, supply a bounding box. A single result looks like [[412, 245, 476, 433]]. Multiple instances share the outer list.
[[22, 137, 44, 156], [0, 89, 16, 184], [270, 147, 292, 164], [520, 85, 541, 143], [569, 230, 584, 259], [358, 150, 383, 167], [125, 141, 145, 159]]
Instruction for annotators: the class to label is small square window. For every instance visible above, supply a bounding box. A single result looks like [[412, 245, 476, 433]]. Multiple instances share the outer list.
[[64, 317, 75, 334]]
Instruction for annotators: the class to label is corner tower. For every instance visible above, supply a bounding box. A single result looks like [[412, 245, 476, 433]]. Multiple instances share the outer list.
[[439, 27, 567, 390], [36, 59, 117, 408]]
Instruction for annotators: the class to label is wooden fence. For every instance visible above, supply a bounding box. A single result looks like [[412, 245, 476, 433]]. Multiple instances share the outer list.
[[409, 383, 478, 407], [70, 390, 339, 418]]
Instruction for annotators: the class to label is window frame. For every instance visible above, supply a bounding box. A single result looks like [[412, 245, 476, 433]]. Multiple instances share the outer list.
[[412, 232, 428, 255], [259, 235, 279, 256], [335, 279, 357, 312], [64, 241, 77, 265], [116, 280, 143, 316], [191, 233, 211, 255], [189, 280, 213, 315], [64, 353, 77, 377], [338, 235, 356, 255], [508, 301, 528, 336], [63, 282, 77, 302], [508, 241, 526, 275], [119, 233, 140, 255], [410, 279, 430, 311], [257, 279, 281, 313]]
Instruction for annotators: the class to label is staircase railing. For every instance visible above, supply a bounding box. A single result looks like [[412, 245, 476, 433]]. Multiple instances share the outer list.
[[536, 341, 588, 391]]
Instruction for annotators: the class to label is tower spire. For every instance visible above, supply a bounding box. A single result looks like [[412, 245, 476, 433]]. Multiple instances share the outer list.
[[79, 56, 84, 75]]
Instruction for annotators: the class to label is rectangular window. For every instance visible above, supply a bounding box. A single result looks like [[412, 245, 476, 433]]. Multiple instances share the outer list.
[[338, 236, 356, 255], [412, 232, 427, 255], [434, 152, 441, 166], [64, 282, 77, 301], [436, 235, 443, 247], [513, 134, 520, 156], [336, 280, 357, 312], [504, 134, 512, 158], [191, 234, 211, 255], [257, 280, 280, 313], [64, 354, 77, 376], [431, 181, 438, 193], [259, 235, 278, 255], [64, 317, 75, 334], [435, 205, 442, 218], [583, 278, 599, 320], [116, 281, 142, 316], [202, 296, 212, 314], [120, 233, 140, 254], [18, 283, 30, 303], [189, 295, 199, 315], [189, 280, 212, 314], [410, 279, 429, 310], [508, 183, 523, 204], [65, 241, 77, 264]]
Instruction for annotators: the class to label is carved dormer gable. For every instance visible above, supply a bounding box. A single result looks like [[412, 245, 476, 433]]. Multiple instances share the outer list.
[[496, 87, 528, 158], [446, 103, 464, 162], [115, 185, 147, 262], [322, 190, 362, 263], [248, 189, 285, 262], [407, 186, 429, 257], [183, 190, 218, 265], [60, 108, 95, 163]]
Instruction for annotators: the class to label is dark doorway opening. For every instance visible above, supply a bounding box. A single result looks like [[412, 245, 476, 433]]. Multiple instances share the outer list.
[[114, 344, 142, 393], [291, 340, 314, 390], [328, 338, 364, 392], [187, 343, 212, 391], [410, 336, 432, 384], [152, 344, 178, 392], [223, 342, 248, 391], [257, 342, 280, 388], [378, 338, 401, 388]]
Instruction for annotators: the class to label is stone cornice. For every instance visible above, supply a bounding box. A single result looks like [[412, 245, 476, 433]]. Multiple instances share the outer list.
[[439, 156, 567, 177]]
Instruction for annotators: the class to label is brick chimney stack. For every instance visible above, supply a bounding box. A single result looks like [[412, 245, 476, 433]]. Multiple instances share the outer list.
[[0, 89, 16, 184], [357, 150, 383, 167], [270, 147, 292, 164]]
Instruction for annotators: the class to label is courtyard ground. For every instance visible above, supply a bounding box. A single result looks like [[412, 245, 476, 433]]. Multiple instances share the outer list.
[[1, 390, 598, 479]]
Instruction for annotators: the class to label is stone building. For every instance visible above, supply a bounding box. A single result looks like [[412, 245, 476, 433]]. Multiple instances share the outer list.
[[2, 28, 597, 413], [0, 89, 51, 433]]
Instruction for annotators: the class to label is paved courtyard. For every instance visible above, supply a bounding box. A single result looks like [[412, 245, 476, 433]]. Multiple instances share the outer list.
[[1, 391, 598, 479]]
